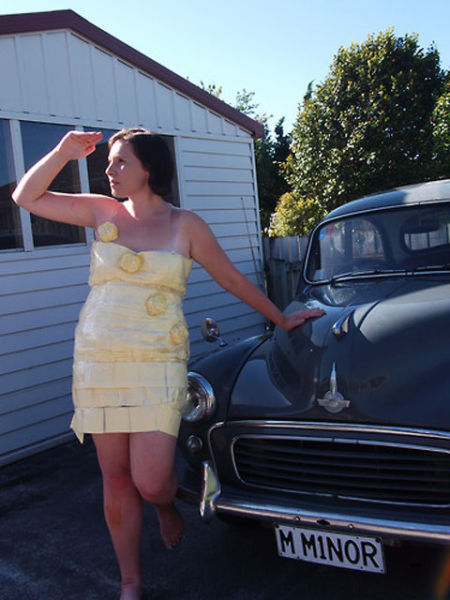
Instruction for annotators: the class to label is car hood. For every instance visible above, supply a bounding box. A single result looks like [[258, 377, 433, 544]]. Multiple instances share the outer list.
[[229, 277, 450, 430]]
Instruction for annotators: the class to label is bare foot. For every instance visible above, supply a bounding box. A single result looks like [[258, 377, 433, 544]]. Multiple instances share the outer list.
[[155, 502, 184, 549], [120, 583, 142, 600]]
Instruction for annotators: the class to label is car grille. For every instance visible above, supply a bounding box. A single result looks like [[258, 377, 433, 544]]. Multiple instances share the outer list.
[[232, 435, 450, 507]]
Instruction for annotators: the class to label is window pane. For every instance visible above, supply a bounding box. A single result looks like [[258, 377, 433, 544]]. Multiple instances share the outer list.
[[20, 122, 86, 247], [0, 120, 22, 250], [402, 208, 450, 251], [85, 128, 116, 196], [307, 217, 388, 281], [163, 136, 180, 207], [351, 218, 385, 259]]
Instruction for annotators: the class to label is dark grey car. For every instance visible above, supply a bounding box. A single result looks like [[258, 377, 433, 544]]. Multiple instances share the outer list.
[[177, 179, 450, 574]]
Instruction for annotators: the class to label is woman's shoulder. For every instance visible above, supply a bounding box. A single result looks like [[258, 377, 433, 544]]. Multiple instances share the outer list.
[[92, 196, 121, 226], [171, 206, 207, 228]]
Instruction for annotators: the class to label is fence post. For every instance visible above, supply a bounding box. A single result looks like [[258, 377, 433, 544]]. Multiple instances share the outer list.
[[263, 235, 309, 309]]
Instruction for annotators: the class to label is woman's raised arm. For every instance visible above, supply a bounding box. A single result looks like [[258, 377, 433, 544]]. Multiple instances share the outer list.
[[12, 130, 110, 228], [188, 212, 325, 331]]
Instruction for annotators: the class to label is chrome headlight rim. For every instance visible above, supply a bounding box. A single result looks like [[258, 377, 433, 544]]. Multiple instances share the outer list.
[[182, 371, 216, 423]]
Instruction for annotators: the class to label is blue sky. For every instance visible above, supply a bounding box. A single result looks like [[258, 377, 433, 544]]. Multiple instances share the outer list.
[[3, 0, 449, 132]]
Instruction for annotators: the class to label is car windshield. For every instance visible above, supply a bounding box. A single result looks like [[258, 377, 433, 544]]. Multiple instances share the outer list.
[[306, 204, 450, 283]]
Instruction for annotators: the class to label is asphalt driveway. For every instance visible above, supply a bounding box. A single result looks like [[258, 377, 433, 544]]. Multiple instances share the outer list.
[[0, 439, 447, 600], [0, 439, 199, 599]]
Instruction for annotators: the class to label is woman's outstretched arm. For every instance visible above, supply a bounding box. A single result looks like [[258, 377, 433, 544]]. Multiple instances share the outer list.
[[188, 212, 325, 331], [12, 130, 110, 227]]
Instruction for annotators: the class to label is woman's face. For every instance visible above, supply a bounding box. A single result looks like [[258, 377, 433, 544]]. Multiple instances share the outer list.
[[105, 140, 150, 198]]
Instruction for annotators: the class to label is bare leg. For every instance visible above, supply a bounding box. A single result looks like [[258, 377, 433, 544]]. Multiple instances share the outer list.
[[93, 433, 143, 599], [130, 431, 184, 549]]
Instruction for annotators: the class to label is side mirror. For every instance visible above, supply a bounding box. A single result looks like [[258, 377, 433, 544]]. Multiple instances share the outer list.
[[201, 318, 227, 347]]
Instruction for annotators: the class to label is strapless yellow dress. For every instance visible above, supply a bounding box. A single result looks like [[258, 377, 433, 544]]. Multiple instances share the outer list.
[[71, 230, 192, 442]]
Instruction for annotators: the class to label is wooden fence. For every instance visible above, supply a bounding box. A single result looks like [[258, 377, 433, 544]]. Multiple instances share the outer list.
[[263, 235, 309, 309]]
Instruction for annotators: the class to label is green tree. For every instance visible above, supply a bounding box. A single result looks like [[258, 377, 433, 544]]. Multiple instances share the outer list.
[[234, 88, 271, 126], [432, 77, 450, 175], [268, 192, 326, 236], [255, 118, 291, 229], [199, 81, 223, 98], [277, 29, 447, 235], [235, 88, 259, 116]]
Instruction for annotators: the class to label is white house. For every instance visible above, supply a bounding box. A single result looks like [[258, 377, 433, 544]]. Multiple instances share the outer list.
[[0, 10, 265, 465]]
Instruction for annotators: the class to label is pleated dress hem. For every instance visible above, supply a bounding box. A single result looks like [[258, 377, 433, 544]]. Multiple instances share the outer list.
[[70, 403, 183, 443]]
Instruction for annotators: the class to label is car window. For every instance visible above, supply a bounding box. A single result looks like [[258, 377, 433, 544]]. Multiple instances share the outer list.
[[402, 208, 450, 251], [307, 217, 388, 281], [306, 204, 450, 283]]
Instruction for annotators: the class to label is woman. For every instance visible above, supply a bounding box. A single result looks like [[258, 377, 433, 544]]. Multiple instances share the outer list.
[[13, 129, 324, 600]]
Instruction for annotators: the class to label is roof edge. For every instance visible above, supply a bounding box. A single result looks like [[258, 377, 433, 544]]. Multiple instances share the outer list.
[[0, 9, 265, 138]]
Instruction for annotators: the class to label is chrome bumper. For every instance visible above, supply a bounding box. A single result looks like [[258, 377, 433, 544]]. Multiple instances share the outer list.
[[199, 461, 221, 521], [199, 461, 450, 544]]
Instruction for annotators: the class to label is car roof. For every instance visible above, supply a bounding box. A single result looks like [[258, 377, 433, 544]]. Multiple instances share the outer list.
[[325, 179, 450, 221]]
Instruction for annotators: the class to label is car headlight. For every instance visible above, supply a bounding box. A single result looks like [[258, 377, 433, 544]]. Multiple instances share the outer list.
[[182, 372, 216, 422]]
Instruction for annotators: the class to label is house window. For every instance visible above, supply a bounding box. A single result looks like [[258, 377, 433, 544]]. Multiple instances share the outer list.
[[163, 137, 179, 207], [85, 127, 116, 196], [0, 120, 22, 250], [20, 121, 86, 247]]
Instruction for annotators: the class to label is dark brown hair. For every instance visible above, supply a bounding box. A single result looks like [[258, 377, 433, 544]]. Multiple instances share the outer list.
[[108, 128, 174, 197]]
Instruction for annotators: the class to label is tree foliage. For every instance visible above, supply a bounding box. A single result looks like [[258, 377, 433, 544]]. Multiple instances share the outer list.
[[232, 88, 271, 127], [254, 119, 291, 229], [273, 29, 448, 236], [199, 81, 223, 98], [269, 193, 326, 236], [432, 77, 450, 174]]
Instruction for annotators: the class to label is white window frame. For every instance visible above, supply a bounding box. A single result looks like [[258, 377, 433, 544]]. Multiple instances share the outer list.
[[5, 118, 94, 252], [9, 118, 33, 251]]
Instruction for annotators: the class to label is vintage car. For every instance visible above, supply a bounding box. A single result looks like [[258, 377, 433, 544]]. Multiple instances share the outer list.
[[177, 179, 450, 574]]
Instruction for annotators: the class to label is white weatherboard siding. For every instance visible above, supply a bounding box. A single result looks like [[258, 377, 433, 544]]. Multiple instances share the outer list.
[[179, 136, 264, 356], [0, 30, 251, 138], [0, 26, 264, 465], [0, 248, 91, 463]]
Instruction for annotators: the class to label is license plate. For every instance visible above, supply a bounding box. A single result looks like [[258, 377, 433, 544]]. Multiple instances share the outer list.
[[275, 524, 385, 574]]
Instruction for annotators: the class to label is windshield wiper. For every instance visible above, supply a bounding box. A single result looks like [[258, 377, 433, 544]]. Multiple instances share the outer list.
[[330, 268, 407, 283], [411, 264, 450, 272]]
